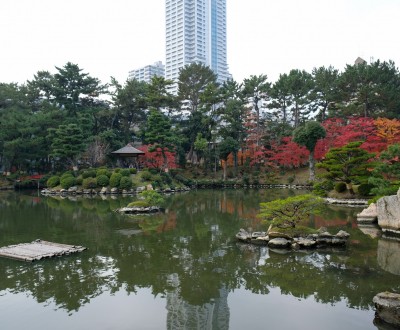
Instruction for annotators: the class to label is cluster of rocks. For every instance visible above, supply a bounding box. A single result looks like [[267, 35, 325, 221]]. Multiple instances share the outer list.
[[235, 228, 350, 250], [117, 206, 163, 214], [41, 185, 190, 196], [326, 198, 368, 206], [357, 188, 400, 236]]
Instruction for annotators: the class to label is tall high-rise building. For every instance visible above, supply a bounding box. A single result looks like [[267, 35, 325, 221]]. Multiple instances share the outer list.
[[128, 61, 165, 83], [165, 0, 230, 94]]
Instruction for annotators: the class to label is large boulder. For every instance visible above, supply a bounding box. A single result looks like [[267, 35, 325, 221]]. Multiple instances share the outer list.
[[268, 238, 291, 249], [376, 189, 400, 235], [357, 203, 378, 224], [373, 292, 400, 327]]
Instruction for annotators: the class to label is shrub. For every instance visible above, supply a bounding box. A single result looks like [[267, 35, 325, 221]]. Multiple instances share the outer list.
[[113, 168, 121, 173], [96, 168, 111, 178], [61, 171, 75, 179], [149, 168, 158, 175], [96, 174, 110, 187], [82, 169, 96, 179], [335, 182, 347, 193], [60, 175, 76, 189], [47, 175, 60, 188], [127, 200, 150, 208], [287, 175, 295, 184], [120, 169, 131, 177], [119, 176, 133, 190], [242, 174, 250, 186], [109, 173, 122, 188], [82, 177, 97, 189], [129, 168, 137, 174], [76, 175, 83, 186], [139, 190, 165, 206], [357, 183, 374, 196], [313, 180, 334, 197], [141, 171, 153, 182], [161, 172, 172, 184]]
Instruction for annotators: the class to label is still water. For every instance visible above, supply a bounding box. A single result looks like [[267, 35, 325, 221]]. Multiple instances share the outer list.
[[0, 189, 399, 330]]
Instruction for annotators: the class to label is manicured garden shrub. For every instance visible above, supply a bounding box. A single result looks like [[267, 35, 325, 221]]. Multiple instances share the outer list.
[[82, 169, 96, 178], [161, 172, 172, 184], [139, 190, 165, 206], [313, 180, 334, 197], [120, 169, 131, 177], [335, 182, 347, 193], [129, 168, 137, 174], [141, 171, 153, 182], [96, 168, 111, 178], [60, 175, 76, 189], [109, 173, 122, 188], [75, 175, 83, 186], [119, 176, 133, 190], [96, 174, 110, 187], [357, 183, 374, 196], [149, 168, 158, 175], [47, 175, 60, 188], [82, 177, 97, 189]]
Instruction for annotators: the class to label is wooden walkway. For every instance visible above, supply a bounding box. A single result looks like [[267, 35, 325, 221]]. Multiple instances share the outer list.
[[0, 239, 86, 262]]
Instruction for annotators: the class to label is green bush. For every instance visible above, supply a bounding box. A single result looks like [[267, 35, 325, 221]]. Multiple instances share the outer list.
[[242, 174, 250, 186], [82, 169, 96, 178], [120, 169, 131, 177], [335, 182, 347, 193], [357, 183, 374, 196], [141, 171, 153, 182], [127, 200, 150, 208], [113, 168, 121, 173], [82, 177, 97, 189], [149, 168, 158, 175], [139, 190, 165, 206], [129, 168, 137, 174], [96, 174, 110, 187], [161, 172, 172, 184], [119, 176, 133, 190], [76, 175, 83, 186], [287, 175, 295, 184], [313, 180, 334, 197], [96, 168, 111, 178], [61, 171, 75, 179], [47, 175, 60, 188], [109, 173, 122, 188], [60, 175, 76, 189]]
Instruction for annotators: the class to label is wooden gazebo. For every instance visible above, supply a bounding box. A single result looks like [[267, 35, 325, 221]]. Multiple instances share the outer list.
[[111, 143, 145, 168]]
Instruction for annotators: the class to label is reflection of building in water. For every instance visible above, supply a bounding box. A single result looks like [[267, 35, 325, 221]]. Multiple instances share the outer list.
[[166, 273, 229, 330]]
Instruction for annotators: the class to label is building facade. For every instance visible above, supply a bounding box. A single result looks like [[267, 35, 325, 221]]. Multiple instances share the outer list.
[[165, 0, 230, 93], [128, 61, 165, 83]]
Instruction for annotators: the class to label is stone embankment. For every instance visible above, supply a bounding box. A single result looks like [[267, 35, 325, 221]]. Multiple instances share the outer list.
[[373, 292, 400, 327], [235, 228, 350, 250], [41, 185, 190, 196]]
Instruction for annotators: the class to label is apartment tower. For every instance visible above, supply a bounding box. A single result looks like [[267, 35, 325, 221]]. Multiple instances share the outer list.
[[165, 0, 230, 94]]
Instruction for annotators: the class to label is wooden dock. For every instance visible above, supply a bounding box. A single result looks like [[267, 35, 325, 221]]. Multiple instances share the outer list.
[[0, 239, 87, 262]]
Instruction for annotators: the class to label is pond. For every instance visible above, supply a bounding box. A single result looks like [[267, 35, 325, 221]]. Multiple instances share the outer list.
[[0, 189, 399, 330]]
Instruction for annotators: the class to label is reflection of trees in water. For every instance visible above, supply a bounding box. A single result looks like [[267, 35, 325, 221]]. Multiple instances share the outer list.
[[1, 190, 400, 316]]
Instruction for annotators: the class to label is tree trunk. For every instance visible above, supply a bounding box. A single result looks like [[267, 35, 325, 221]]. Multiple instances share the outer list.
[[309, 150, 315, 182]]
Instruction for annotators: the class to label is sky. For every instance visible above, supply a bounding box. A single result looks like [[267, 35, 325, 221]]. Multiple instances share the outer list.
[[1, 0, 400, 85]]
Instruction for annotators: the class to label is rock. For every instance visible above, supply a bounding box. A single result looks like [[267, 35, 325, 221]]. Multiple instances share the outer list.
[[251, 232, 267, 239], [358, 224, 381, 239], [377, 190, 400, 235], [136, 186, 146, 193], [100, 187, 109, 194], [268, 238, 291, 249], [335, 230, 350, 239], [268, 231, 292, 240], [68, 186, 78, 193], [110, 187, 119, 194], [373, 292, 400, 327], [296, 238, 317, 248], [236, 228, 251, 242], [357, 203, 378, 224], [146, 184, 153, 191]]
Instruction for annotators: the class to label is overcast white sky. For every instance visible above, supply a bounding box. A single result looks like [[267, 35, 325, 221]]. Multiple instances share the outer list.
[[1, 0, 399, 85]]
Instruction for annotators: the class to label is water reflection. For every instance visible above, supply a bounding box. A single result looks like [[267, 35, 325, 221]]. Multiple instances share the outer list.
[[0, 190, 399, 329]]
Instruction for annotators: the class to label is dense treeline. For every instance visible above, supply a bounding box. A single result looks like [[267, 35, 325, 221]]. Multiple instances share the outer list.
[[1, 59, 400, 191]]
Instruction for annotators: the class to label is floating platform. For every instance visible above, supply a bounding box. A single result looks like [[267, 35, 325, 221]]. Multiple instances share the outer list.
[[0, 239, 87, 262]]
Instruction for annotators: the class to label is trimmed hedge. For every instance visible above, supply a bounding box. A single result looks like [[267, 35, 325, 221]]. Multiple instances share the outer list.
[[120, 169, 131, 177], [335, 182, 347, 193], [60, 175, 76, 189], [109, 173, 122, 188], [119, 176, 133, 190], [96, 168, 111, 178], [96, 174, 110, 187], [47, 176, 60, 188], [82, 177, 97, 189]]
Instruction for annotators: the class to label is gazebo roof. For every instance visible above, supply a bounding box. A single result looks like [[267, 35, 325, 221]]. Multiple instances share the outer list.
[[111, 144, 145, 156]]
